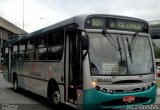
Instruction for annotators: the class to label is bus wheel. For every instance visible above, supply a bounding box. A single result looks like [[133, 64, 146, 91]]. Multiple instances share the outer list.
[[53, 91, 61, 105], [48, 87, 61, 108], [13, 78, 18, 92]]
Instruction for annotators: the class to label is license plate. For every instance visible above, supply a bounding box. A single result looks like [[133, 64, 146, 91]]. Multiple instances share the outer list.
[[123, 96, 135, 103]]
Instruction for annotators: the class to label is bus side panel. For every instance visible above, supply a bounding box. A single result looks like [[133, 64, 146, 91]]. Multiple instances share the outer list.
[[17, 75, 48, 97], [17, 62, 47, 97], [17, 75, 48, 98], [45, 61, 65, 99], [16, 60, 65, 99]]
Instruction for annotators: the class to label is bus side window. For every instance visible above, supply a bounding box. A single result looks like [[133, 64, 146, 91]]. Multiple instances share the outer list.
[[47, 29, 64, 61], [19, 41, 26, 60], [35, 35, 47, 61], [26, 39, 35, 61], [12, 43, 18, 60], [27, 39, 35, 50]]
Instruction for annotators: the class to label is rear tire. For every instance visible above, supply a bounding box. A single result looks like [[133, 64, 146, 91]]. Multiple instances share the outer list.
[[13, 78, 19, 92]]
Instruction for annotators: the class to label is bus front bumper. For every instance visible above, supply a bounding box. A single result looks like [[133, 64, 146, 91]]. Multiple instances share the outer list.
[[83, 84, 157, 110]]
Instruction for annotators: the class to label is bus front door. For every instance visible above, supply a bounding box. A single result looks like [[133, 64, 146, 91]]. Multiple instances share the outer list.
[[66, 31, 83, 106], [68, 32, 78, 104]]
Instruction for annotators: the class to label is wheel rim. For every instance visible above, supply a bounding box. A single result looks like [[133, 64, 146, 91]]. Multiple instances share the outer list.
[[53, 91, 60, 105]]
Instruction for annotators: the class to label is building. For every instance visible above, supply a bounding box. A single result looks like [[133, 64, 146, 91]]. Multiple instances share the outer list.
[[0, 16, 27, 41], [0, 16, 27, 70]]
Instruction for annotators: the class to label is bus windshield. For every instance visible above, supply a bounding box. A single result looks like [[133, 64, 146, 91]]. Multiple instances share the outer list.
[[89, 33, 154, 75]]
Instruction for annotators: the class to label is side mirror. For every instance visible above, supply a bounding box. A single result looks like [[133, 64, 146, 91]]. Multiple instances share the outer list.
[[81, 35, 89, 50]]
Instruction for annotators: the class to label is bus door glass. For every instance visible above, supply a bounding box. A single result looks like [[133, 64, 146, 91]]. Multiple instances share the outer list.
[[3, 47, 10, 81], [67, 30, 82, 105]]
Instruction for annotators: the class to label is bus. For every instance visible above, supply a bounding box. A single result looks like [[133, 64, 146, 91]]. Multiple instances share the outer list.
[[2, 14, 157, 110], [150, 27, 160, 77]]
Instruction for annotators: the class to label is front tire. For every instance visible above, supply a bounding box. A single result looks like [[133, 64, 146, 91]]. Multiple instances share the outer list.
[[53, 91, 61, 105], [48, 87, 61, 108]]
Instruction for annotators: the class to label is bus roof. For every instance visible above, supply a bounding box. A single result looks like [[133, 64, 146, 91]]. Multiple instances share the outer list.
[[5, 14, 148, 45]]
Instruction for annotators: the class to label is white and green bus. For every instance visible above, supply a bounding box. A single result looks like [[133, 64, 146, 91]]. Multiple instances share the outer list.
[[2, 14, 157, 110]]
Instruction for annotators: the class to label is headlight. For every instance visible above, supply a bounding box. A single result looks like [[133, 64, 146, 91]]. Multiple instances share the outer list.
[[92, 81, 96, 87]]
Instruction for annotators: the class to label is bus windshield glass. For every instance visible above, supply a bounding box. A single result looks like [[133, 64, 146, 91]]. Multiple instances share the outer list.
[[89, 33, 154, 75]]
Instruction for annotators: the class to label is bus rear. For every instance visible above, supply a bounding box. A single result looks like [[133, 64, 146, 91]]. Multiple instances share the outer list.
[[82, 15, 157, 109]]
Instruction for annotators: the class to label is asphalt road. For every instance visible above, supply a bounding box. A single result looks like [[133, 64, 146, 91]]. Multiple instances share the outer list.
[[0, 72, 75, 110]]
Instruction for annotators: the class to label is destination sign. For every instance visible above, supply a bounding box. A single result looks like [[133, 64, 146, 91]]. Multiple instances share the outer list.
[[85, 17, 148, 33], [109, 20, 144, 31]]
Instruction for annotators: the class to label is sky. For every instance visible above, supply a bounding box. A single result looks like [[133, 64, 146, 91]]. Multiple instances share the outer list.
[[0, 0, 160, 33]]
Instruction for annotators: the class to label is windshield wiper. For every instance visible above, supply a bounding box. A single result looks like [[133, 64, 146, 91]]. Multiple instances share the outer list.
[[126, 37, 133, 63], [130, 32, 138, 50], [102, 29, 123, 62], [117, 37, 123, 62], [126, 32, 139, 64], [102, 29, 119, 51]]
